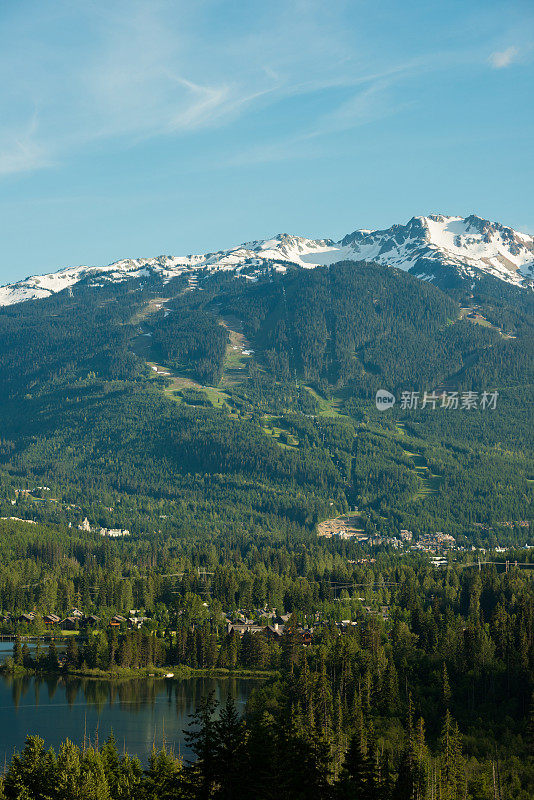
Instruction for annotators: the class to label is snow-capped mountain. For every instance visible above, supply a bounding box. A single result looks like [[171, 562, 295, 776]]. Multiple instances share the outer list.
[[1, 215, 532, 306], [339, 215, 534, 287]]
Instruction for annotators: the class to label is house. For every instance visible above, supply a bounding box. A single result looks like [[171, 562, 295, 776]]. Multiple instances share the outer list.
[[70, 608, 84, 619], [43, 614, 61, 626], [60, 617, 78, 631], [109, 615, 127, 627], [300, 629, 313, 646], [264, 623, 284, 640], [227, 622, 264, 636], [295, 627, 313, 645], [128, 615, 149, 629], [17, 613, 35, 624]]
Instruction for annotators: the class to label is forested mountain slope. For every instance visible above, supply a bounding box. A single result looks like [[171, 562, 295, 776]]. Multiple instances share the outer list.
[[0, 259, 531, 544]]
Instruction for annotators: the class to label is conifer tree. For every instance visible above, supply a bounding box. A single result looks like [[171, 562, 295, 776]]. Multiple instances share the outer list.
[[12, 636, 22, 667], [245, 711, 279, 800], [100, 733, 143, 799], [441, 663, 451, 713], [338, 702, 368, 799], [365, 721, 381, 800], [333, 693, 346, 781], [412, 717, 429, 800], [22, 643, 33, 669], [2, 735, 56, 800], [526, 691, 534, 757], [214, 694, 248, 799], [438, 711, 466, 800], [394, 694, 416, 800], [66, 638, 79, 669], [46, 641, 59, 671], [184, 691, 219, 800], [143, 747, 183, 800]]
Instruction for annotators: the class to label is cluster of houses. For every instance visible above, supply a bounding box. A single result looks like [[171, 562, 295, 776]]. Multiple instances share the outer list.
[[109, 611, 149, 629], [369, 529, 457, 553], [100, 528, 130, 538], [1, 608, 149, 631], [1, 608, 100, 630], [411, 531, 456, 553], [225, 611, 303, 641], [369, 529, 532, 556], [223, 607, 389, 642], [498, 520, 530, 529], [225, 617, 312, 645]]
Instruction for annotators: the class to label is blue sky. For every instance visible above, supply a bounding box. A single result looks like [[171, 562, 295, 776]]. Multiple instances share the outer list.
[[1, 0, 533, 284]]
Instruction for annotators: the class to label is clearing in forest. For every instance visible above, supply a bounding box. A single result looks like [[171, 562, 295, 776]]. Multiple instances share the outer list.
[[317, 512, 367, 539], [219, 315, 254, 387]]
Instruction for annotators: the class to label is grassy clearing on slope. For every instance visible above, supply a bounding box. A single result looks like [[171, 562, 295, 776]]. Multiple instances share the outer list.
[[219, 316, 253, 388], [303, 386, 344, 417], [261, 418, 300, 449], [402, 449, 442, 499]]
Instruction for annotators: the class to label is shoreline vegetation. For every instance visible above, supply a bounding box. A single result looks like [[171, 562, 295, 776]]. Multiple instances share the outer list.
[[0, 661, 276, 681]]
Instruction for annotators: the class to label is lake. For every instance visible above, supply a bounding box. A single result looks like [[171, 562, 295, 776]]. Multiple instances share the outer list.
[[0, 640, 67, 664], [0, 670, 265, 765]]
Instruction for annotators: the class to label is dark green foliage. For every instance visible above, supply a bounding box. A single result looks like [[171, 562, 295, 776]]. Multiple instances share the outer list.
[[0, 259, 530, 543], [151, 309, 228, 385], [222, 261, 490, 392], [1, 555, 534, 797]]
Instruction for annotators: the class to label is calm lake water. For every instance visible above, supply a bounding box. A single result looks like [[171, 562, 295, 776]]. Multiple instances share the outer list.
[[0, 663, 264, 765]]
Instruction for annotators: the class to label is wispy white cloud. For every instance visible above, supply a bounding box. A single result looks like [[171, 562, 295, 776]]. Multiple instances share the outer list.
[[0, 112, 52, 176], [0, 0, 270, 175], [225, 59, 424, 167], [0, 0, 530, 178], [489, 46, 519, 68], [226, 83, 405, 167], [0, 139, 51, 177]]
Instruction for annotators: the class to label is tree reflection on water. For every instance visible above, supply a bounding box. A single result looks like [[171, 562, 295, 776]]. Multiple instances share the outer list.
[[0, 672, 262, 763]]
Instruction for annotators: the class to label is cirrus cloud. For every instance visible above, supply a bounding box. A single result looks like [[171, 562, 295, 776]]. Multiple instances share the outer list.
[[490, 46, 519, 68]]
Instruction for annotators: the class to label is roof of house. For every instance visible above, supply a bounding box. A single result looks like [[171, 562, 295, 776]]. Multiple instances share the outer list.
[[228, 622, 264, 635]]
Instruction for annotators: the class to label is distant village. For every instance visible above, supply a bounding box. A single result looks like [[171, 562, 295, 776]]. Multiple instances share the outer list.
[[317, 512, 531, 557]]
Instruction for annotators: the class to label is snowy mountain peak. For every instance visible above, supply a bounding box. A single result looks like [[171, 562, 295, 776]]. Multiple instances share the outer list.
[[1, 215, 532, 306], [341, 214, 534, 286]]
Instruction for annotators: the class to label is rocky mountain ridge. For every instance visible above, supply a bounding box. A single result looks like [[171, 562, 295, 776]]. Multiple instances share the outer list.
[[1, 214, 532, 306]]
